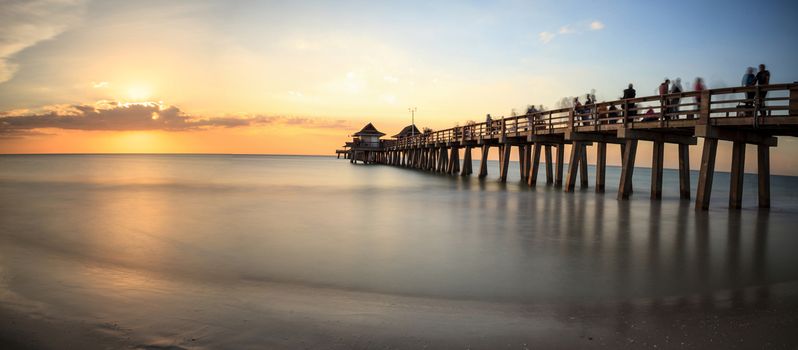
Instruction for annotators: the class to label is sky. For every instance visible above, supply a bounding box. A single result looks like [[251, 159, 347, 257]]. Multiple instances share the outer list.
[[1, 0, 797, 173]]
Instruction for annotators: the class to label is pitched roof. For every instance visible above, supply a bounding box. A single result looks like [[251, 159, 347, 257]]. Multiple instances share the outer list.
[[353, 123, 385, 136], [392, 124, 421, 138]]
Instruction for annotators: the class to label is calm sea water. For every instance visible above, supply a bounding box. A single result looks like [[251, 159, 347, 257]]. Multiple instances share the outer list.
[[1, 154, 798, 346]]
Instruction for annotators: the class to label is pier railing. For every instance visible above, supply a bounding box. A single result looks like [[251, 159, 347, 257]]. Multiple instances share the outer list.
[[391, 83, 797, 148]]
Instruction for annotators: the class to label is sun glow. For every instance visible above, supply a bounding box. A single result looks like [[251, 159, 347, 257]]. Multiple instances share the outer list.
[[127, 85, 152, 101]]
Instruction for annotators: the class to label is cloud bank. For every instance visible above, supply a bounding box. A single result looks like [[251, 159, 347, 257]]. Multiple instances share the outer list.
[[0, 101, 352, 136], [0, 0, 86, 83]]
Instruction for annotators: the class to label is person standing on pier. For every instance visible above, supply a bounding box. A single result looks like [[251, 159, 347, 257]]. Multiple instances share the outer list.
[[526, 105, 538, 131], [623, 83, 636, 118], [756, 64, 771, 117], [584, 93, 594, 126], [668, 78, 683, 120], [692, 77, 706, 119], [485, 114, 493, 135], [742, 67, 756, 107], [659, 78, 670, 118]]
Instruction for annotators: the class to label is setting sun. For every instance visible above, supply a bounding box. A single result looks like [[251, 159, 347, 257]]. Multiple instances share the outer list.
[[127, 85, 152, 101]]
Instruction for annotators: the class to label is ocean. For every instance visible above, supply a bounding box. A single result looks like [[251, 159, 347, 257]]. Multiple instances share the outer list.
[[1, 154, 797, 348]]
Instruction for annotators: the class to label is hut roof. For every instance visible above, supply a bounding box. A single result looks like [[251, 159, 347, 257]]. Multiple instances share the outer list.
[[353, 123, 385, 137], [392, 124, 421, 138]]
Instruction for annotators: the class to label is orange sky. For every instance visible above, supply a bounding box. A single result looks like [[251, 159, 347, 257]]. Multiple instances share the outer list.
[[1, 1, 797, 175]]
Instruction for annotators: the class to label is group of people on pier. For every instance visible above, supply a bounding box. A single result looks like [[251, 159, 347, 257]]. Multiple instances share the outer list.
[[476, 63, 774, 134]]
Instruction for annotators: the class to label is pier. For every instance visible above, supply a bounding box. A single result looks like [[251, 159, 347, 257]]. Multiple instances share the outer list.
[[341, 83, 798, 210]]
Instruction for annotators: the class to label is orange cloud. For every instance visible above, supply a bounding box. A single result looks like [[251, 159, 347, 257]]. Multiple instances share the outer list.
[[0, 100, 355, 137]]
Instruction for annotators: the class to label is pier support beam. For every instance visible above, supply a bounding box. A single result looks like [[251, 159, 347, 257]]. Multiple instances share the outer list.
[[545, 145, 554, 184], [499, 144, 512, 182], [596, 142, 606, 192], [518, 145, 527, 180], [565, 143, 584, 192], [678, 144, 691, 199], [579, 144, 588, 188], [729, 141, 746, 209], [450, 146, 460, 175], [555, 144, 565, 187], [438, 147, 448, 173], [758, 145, 771, 208], [695, 138, 718, 210], [617, 139, 638, 200], [461, 147, 472, 176], [528, 143, 542, 187], [479, 145, 490, 178], [651, 141, 665, 199]]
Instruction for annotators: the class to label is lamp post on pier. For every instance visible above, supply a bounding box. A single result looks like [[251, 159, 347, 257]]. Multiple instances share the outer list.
[[408, 107, 417, 137]]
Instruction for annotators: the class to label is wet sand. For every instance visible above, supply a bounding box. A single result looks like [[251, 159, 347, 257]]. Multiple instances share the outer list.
[[2, 274, 798, 349]]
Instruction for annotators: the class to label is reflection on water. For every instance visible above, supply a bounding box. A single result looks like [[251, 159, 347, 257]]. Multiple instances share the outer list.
[[0, 155, 797, 346]]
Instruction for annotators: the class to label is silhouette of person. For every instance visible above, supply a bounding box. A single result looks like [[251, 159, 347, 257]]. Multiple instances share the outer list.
[[485, 114, 493, 135], [756, 64, 771, 117], [659, 79, 671, 118], [742, 67, 756, 107], [668, 78, 683, 120], [692, 77, 706, 119], [623, 83, 637, 117]]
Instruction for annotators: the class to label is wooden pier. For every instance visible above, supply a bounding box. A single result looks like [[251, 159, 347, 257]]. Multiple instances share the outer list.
[[342, 83, 798, 210]]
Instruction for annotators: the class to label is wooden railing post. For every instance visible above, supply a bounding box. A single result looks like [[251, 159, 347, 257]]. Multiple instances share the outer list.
[[622, 101, 629, 127], [697, 90, 711, 125], [790, 83, 798, 117], [568, 109, 575, 131]]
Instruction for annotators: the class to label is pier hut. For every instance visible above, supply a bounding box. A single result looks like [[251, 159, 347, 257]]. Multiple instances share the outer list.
[[350, 123, 386, 164], [393, 124, 422, 139]]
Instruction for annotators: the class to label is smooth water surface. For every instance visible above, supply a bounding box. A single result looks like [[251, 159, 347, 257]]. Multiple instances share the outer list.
[[1, 154, 797, 348]]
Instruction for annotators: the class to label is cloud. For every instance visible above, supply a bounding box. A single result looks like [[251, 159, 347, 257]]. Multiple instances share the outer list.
[[538, 31, 556, 44], [558, 25, 575, 35], [0, 0, 86, 84], [92, 81, 109, 88], [0, 100, 353, 136], [590, 21, 605, 30], [539, 20, 604, 44]]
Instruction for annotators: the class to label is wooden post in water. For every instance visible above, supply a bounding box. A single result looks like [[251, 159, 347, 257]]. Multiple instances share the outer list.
[[499, 144, 511, 182], [695, 138, 718, 210], [446, 147, 454, 174], [617, 139, 638, 199], [651, 141, 665, 199], [479, 145, 490, 178], [758, 144, 771, 208], [545, 145, 554, 184], [565, 142, 582, 192], [438, 147, 448, 173], [555, 144, 565, 187], [461, 147, 472, 176], [729, 141, 746, 209], [595, 142, 606, 192], [678, 144, 691, 199], [579, 144, 588, 188], [518, 145, 527, 180], [451, 146, 460, 175], [524, 145, 532, 181], [528, 143, 542, 187]]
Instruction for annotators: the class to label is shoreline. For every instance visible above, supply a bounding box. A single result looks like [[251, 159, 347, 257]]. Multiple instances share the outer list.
[[2, 277, 798, 349]]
